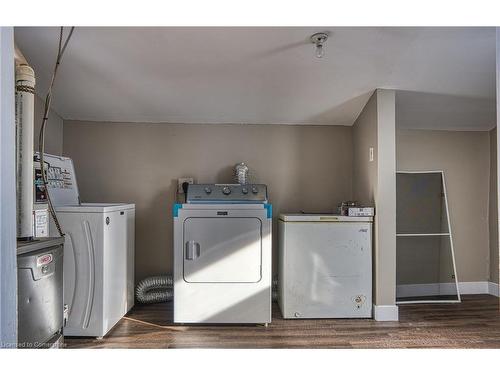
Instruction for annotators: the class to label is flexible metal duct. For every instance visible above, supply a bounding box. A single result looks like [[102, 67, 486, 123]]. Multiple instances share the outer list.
[[135, 275, 173, 304], [136, 274, 278, 304], [235, 162, 249, 185]]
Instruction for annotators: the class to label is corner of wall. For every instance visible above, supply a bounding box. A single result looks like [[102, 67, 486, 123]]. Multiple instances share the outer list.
[[352, 88, 397, 308], [0, 25, 18, 346], [374, 89, 397, 307], [488, 128, 499, 284], [496, 27, 500, 286]]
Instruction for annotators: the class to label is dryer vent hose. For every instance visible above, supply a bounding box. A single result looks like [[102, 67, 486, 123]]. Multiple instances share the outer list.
[[135, 275, 173, 304], [136, 275, 278, 304]]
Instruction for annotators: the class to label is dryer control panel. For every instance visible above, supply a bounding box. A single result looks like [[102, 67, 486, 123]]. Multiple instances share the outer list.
[[186, 184, 268, 203]]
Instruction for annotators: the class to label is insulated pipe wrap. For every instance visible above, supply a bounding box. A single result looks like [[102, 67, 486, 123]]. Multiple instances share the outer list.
[[135, 275, 173, 304]]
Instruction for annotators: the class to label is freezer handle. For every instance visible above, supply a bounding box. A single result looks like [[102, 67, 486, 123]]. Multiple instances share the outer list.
[[185, 241, 200, 260]]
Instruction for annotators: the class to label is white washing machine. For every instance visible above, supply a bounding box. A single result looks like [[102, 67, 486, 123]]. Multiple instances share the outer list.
[[173, 184, 272, 324], [42, 153, 135, 337], [278, 214, 373, 319]]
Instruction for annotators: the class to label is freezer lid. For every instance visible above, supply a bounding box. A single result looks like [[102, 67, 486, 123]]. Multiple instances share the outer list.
[[36, 153, 80, 206], [55, 203, 135, 213], [279, 213, 373, 222]]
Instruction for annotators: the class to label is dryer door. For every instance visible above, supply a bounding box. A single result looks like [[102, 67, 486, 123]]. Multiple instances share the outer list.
[[183, 217, 262, 283]]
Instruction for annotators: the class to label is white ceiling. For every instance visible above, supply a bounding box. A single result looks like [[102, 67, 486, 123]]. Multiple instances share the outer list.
[[14, 27, 497, 129]]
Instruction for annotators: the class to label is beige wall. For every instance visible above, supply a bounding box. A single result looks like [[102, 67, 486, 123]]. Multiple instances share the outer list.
[[353, 89, 397, 307], [375, 89, 397, 306], [352, 92, 377, 206], [60, 91, 494, 306], [396, 129, 491, 283], [63, 121, 353, 282], [34, 94, 63, 155], [490, 128, 499, 284]]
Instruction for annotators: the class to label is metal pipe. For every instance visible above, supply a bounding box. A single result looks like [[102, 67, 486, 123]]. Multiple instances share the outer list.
[[15, 64, 36, 239], [14, 44, 28, 66]]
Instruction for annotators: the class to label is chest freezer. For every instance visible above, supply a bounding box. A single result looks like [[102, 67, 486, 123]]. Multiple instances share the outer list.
[[278, 214, 373, 319], [42, 153, 135, 337]]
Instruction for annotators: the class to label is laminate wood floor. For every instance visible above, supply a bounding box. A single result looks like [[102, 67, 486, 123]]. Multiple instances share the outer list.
[[64, 294, 500, 348]]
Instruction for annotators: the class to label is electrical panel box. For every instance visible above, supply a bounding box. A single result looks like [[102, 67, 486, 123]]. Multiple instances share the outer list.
[[34, 157, 48, 204], [33, 155, 49, 237]]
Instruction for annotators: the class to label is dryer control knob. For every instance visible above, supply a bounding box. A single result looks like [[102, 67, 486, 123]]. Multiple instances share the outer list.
[[222, 186, 231, 195], [252, 186, 259, 194], [204, 186, 212, 194], [241, 187, 248, 194]]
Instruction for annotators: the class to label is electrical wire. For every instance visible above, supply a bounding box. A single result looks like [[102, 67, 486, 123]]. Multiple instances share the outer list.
[[38, 26, 75, 237]]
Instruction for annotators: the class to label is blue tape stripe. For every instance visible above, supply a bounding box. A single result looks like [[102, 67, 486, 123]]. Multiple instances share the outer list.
[[186, 201, 267, 204], [173, 203, 182, 217], [264, 203, 272, 219]]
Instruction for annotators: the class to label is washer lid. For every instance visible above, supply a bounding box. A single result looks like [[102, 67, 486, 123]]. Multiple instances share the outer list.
[[38, 153, 134, 212], [36, 153, 80, 206], [55, 203, 135, 213], [279, 213, 373, 222]]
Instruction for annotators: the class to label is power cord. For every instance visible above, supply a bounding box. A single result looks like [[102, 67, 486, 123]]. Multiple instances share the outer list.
[[38, 26, 75, 237]]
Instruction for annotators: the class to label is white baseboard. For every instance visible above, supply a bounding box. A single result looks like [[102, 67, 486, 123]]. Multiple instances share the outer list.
[[397, 281, 500, 298], [375, 282, 499, 321], [397, 283, 441, 297], [373, 304, 399, 321], [488, 282, 500, 297]]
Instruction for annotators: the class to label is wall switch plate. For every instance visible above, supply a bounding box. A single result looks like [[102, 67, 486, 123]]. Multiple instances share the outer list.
[[178, 177, 194, 193], [369, 147, 374, 162]]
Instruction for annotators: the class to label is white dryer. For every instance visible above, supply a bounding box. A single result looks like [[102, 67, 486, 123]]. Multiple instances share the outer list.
[[173, 184, 272, 324], [42, 154, 135, 337]]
